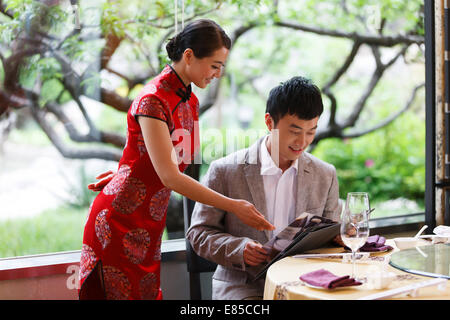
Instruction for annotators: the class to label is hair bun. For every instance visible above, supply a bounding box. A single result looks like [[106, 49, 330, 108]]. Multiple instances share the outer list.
[[165, 19, 231, 62], [166, 36, 180, 61]]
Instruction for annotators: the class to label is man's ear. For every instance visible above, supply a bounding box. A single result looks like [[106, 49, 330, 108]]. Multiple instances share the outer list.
[[265, 113, 274, 131]]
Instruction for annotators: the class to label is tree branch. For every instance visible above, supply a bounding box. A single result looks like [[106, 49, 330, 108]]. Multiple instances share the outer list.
[[322, 40, 362, 127], [3, 48, 43, 90], [100, 88, 132, 112], [231, 23, 258, 43], [323, 41, 362, 91], [123, 31, 157, 77], [0, 0, 13, 18], [49, 51, 109, 141], [342, 83, 425, 138], [101, 32, 124, 69], [30, 103, 122, 161], [45, 102, 125, 148], [341, 45, 408, 129], [274, 21, 424, 46], [122, 2, 223, 29]]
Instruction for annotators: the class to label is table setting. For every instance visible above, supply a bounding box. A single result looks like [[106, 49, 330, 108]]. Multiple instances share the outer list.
[[263, 192, 450, 300]]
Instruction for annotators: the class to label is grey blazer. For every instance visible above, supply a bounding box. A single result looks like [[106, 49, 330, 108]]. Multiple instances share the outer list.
[[185, 137, 342, 300]]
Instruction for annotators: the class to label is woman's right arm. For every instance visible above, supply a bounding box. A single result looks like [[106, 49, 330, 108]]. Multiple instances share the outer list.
[[138, 116, 274, 231]]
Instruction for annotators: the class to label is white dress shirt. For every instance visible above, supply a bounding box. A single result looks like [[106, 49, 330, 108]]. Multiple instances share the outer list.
[[260, 136, 298, 238]]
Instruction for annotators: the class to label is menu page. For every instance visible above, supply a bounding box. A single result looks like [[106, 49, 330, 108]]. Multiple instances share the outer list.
[[247, 212, 339, 281]]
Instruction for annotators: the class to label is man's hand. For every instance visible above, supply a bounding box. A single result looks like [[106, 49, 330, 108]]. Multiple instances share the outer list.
[[335, 225, 357, 247], [87, 170, 115, 192], [243, 241, 269, 266], [333, 234, 346, 247]]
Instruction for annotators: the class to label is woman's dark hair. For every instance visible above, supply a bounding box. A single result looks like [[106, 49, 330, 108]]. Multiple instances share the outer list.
[[166, 19, 231, 61], [266, 76, 323, 125]]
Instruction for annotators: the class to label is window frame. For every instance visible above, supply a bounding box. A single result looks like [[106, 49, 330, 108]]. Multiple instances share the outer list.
[[425, 0, 436, 231]]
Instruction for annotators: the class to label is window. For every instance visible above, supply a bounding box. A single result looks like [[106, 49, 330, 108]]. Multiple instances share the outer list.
[[0, 0, 426, 259], [425, 0, 450, 229]]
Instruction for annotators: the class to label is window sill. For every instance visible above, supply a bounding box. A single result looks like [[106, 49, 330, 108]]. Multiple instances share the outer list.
[[0, 239, 186, 281], [369, 213, 425, 234]]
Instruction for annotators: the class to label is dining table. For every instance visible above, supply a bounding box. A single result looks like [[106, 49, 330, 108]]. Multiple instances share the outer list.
[[263, 239, 450, 300]]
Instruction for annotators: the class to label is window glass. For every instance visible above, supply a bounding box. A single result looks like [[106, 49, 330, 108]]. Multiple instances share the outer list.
[[0, 0, 424, 258]]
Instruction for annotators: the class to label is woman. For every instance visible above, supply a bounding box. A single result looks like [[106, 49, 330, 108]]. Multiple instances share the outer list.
[[79, 19, 274, 300]]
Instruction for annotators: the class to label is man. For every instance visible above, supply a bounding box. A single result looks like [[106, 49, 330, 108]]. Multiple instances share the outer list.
[[186, 76, 342, 300]]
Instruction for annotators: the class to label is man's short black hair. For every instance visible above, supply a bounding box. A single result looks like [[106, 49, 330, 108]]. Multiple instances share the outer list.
[[265, 76, 323, 125]]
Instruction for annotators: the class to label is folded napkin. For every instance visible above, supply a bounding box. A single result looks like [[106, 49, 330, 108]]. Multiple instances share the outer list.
[[434, 225, 450, 237], [344, 235, 393, 252], [300, 269, 362, 289], [359, 235, 393, 252]]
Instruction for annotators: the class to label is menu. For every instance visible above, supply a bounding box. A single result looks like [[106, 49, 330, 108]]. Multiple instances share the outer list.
[[248, 212, 341, 281]]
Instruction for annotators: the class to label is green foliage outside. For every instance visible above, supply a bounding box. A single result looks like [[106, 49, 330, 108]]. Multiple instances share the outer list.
[[313, 111, 425, 217], [0, 206, 86, 258], [0, 204, 168, 259]]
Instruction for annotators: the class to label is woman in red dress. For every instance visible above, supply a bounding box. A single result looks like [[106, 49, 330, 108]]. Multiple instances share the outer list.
[[79, 19, 274, 300]]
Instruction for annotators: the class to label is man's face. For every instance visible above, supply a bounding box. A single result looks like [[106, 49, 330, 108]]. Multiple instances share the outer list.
[[265, 113, 319, 164]]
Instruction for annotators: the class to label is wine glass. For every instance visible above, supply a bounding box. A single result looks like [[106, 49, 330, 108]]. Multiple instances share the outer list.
[[340, 192, 370, 280]]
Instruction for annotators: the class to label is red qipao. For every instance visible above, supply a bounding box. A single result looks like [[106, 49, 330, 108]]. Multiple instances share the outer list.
[[79, 65, 200, 300]]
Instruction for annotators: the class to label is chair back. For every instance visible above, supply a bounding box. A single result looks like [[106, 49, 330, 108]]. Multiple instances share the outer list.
[[183, 196, 217, 299]]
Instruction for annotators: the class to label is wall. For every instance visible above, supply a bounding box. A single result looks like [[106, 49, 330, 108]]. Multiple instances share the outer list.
[[0, 240, 213, 300]]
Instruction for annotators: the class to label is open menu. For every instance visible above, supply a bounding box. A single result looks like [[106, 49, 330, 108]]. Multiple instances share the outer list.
[[248, 212, 341, 281]]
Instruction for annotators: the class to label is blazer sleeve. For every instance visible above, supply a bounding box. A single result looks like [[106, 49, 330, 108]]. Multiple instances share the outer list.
[[323, 166, 343, 222], [185, 161, 252, 271]]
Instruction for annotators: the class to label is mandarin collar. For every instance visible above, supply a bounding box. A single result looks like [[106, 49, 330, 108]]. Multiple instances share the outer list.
[[164, 64, 192, 102]]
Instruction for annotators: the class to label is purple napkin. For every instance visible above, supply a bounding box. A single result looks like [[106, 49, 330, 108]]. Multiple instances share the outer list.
[[359, 235, 393, 252], [300, 269, 362, 289]]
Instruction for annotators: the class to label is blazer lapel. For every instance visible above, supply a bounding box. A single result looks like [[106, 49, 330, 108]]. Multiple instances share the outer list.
[[243, 138, 271, 241], [295, 153, 312, 217]]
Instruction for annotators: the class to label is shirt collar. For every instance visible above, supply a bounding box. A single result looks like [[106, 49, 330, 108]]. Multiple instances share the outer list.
[[260, 136, 298, 175]]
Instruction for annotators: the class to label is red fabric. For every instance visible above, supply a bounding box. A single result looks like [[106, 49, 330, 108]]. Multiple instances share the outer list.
[[79, 65, 199, 300]]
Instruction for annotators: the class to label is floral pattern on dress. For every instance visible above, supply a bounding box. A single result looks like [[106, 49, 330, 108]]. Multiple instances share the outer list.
[[194, 100, 199, 116], [102, 266, 131, 300], [139, 272, 159, 300], [79, 244, 98, 281], [137, 134, 146, 156], [112, 177, 147, 215], [158, 79, 172, 92], [95, 209, 111, 249], [133, 95, 175, 132], [149, 188, 171, 221], [177, 102, 194, 133], [103, 164, 131, 195], [123, 228, 151, 264], [137, 96, 168, 122], [153, 232, 162, 261], [147, 83, 157, 94], [131, 97, 139, 116], [130, 83, 156, 114]]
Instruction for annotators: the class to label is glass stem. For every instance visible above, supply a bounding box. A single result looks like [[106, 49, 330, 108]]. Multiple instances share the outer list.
[[352, 250, 356, 278]]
